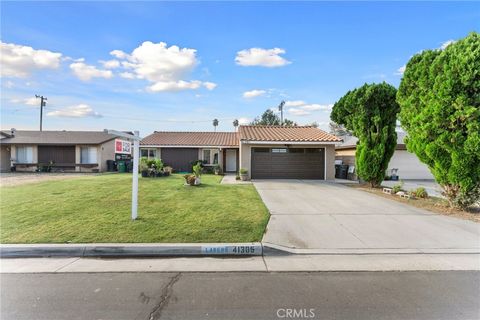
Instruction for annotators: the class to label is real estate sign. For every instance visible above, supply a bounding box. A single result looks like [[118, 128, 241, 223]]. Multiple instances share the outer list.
[[115, 139, 131, 154]]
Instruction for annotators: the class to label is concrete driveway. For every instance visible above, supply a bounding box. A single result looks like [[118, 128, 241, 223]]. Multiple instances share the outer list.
[[254, 180, 480, 253]]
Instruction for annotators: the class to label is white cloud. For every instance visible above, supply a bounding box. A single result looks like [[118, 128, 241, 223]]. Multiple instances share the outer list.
[[119, 72, 136, 79], [288, 108, 310, 116], [235, 48, 291, 67], [147, 80, 202, 92], [395, 65, 406, 75], [286, 101, 332, 116], [70, 62, 113, 81], [440, 40, 455, 50], [301, 103, 333, 111], [284, 100, 306, 107], [24, 97, 38, 106], [203, 82, 217, 90], [47, 104, 102, 118], [111, 41, 215, 92], [238, 117, 250, 125], [0, 41, 62, 78], [10, 97, 38, 106], [110, 49, 128, 59], [243, 89, 266, 99], [100, 59, 120, 69]]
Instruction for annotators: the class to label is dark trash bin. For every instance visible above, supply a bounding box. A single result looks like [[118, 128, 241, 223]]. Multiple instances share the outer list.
[[338, 165, 348, 179], [106, 160, 116, 172]]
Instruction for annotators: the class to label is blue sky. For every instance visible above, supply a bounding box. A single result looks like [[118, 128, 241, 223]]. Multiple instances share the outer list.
[[1, 1, 479, 135]]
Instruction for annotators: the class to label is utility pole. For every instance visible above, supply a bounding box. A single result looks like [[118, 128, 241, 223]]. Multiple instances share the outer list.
[[278, 100, 285, 125], [35, 95, 47, 131]]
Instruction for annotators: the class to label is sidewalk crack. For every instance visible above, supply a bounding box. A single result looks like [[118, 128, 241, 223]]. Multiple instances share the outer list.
[[330, 215, 368, 247], [53, 257, 81, 272], [147, 273, 181, 320]]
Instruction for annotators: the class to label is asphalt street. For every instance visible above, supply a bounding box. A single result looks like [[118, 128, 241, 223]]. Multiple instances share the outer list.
[[1, 271, 479, 320]]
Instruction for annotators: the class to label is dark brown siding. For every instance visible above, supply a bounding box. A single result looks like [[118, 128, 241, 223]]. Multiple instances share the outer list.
[[38, 146, 75, 165], [251, 148, 325, 179], [161, 148, 199, 172]]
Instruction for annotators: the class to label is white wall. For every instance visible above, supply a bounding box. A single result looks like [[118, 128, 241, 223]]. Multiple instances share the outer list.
[[388, 150, 434, 180]]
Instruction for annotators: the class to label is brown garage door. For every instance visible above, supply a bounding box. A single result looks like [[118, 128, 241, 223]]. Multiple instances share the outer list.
[[251, 147, 325, 179], [38, 146, 75, 166], [161, 148, 199, 172]]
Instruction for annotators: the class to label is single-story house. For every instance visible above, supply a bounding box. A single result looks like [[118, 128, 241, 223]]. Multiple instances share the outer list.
[[141, 125, 342, 180], [0, 129, 132, 173], [335, 132, 434, 180]]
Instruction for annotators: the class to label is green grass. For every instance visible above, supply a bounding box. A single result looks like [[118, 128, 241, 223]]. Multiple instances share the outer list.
[[0, 174, 270, 243]]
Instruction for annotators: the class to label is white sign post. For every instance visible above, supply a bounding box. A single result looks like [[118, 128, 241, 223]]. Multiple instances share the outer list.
[[106, 129, 141, 220]]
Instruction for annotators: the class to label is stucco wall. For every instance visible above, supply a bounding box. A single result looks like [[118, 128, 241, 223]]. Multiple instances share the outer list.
[[98, 139, 116, 172], [0, 145, 11, 172], [334, 148, 434, 180], [239, 143, 337, 180], [387, 150, 434, 180]]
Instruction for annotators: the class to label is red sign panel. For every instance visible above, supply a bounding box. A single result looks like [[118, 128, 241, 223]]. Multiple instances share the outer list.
[[115, 139, 131, 154]]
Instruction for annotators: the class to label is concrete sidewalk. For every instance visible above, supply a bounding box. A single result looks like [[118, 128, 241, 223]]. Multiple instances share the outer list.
[[1, 254, 479, 273]]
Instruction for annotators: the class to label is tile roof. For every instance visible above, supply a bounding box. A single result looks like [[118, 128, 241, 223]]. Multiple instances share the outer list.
[[0, 130, 117, 145], [239, 126, 342, 142], [141, 131, 240, 147]]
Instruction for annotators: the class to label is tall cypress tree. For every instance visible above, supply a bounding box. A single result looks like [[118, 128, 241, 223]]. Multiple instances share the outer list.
[[331, 82, 400, 187]]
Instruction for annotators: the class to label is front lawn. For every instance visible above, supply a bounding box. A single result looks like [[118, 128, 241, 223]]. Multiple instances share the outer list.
[[0, 174, 270, 243]]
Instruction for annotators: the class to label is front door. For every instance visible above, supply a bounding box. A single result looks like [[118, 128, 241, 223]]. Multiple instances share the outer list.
[[226, 149, 237, 172]]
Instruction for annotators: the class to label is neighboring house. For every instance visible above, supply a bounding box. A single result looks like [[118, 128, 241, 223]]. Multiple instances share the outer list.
[[335, 132, 434, 180], [0, 131, 13, 172], [0, 129, 132, 173], [141, 125, 341, 180]]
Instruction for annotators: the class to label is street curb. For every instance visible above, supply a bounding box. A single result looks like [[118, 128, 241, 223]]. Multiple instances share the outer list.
[[0, 243, 263, 258]]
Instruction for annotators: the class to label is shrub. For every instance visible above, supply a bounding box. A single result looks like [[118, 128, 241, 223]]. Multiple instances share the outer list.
[[192, 163, 202, 177], [397, 32, 480, 209], [203, 166, 215, 174], [239, 168, 248, 175], [413, 187, 428, 199], [139, 157, 149, 172], [154, 159, 164, 170], [392, 181, 404, 194]]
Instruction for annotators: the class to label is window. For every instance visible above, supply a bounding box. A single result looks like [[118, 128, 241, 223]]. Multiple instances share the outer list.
[[203, 149, 211, 164], [305, 148, 322, 153], [80, 147, 97, 164], [140, 148, 157, 159], [202, 149, 219, 165], [272, 148, 287, 153], [289, 148, 305, 153], [16, 146, 33, 163]]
